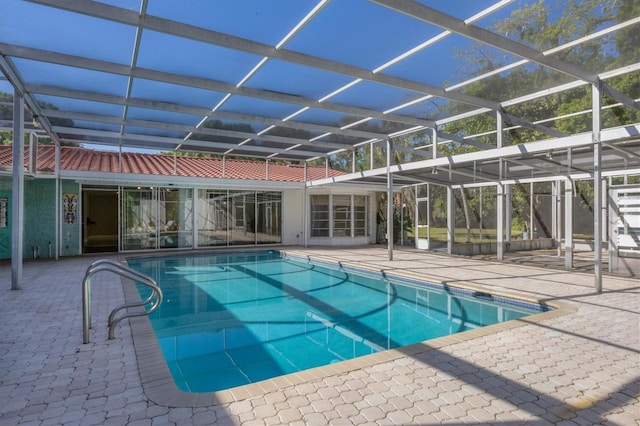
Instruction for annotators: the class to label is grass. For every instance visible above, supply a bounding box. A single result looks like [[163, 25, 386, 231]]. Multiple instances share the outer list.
[[408, 226, 527, 243], [407, 227, 594, 243]]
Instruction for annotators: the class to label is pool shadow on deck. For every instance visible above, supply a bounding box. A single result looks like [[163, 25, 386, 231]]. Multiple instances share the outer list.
[[386, 312, 640, 424]]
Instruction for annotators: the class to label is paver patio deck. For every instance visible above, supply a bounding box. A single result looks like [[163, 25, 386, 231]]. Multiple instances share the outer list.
[[1, 247, 639, 425]]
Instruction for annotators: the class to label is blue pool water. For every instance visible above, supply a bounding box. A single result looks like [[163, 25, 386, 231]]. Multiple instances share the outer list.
[[127, 251, 546, 393]]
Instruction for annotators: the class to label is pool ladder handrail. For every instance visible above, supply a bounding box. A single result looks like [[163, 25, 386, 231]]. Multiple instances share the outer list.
[[82, 259, 163, 344]]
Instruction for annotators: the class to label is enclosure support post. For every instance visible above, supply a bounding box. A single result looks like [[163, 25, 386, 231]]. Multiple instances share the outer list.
[[426, 183, 431, 249], [601, 179, 607, 246], [414, 185, 419, 249], [529, 182, 534, 244], [447, 186, 454, 255], [564, 179, 573, 268], [608, 186, 617, 274], [593, 82, 603, 292], [11, 90, 24, 290], [505, 184, 512, 242], [370, 141, 374, 170], [386, 139, 393, 261], [55, 144, 61, 260], [496, 157, 505, 260], [352, 149, 356, 173], [552, 180, 561, 256], [303, 163, 308, 248], [497, 183, 504, 261], [431, 127, 437, 159]]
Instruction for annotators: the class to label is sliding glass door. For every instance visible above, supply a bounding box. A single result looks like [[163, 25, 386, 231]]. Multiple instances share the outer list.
[[120, 187, 193, 251], [121, 187, 157, 251], [197, 189, 282, 247], [257, 191, 281, 244], [157, 188, 193, 249]]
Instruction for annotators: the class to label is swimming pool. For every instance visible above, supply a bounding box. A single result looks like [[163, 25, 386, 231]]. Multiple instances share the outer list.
[[127, 250, 548, 393]]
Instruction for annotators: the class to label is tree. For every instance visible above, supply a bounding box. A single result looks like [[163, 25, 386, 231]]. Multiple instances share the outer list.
[[436, 0, 637, 240]]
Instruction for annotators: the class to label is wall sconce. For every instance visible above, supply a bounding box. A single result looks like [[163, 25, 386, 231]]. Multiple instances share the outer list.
[[431, 167, 438, 175], [32, 114, 40, 128]]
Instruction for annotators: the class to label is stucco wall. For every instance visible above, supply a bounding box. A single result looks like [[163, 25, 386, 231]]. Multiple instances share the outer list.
[[282, 189, 304, 246]]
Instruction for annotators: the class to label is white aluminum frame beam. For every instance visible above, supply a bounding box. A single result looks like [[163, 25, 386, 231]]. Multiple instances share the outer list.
[[386, 139, 394, 261], [30, 84, 389, 142], [11, 91, 24, 290], [308, 123, 640, 187], [593, 82, 603, 292], [26, 0, 502, 112], [6, 2, 636, 162], [25, 0, 577, 144], [373, 0, 599, 85], [0, 43, 435, 130], [43, 109, 386, 149], [43, 109, 354, 151], [0, 55, 58, 144], [50, 126, 337, 159]]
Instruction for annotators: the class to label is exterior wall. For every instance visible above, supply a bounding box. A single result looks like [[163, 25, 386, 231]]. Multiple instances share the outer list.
[[0, 178, 11, 259], [23, 179, 57, 259], [281, 189, 304, 246], [0, 175, 381, 258], [0, 176, 81, 259]]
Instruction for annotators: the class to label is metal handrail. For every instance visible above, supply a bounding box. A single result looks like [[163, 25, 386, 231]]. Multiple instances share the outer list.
[[82, 259, 163, 344]]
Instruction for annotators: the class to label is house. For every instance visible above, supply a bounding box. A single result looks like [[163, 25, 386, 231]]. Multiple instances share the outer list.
[[0, 145, 384, 259]]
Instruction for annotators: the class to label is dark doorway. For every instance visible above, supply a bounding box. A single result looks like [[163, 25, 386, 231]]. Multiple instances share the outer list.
[[83, 187, 118, 253]]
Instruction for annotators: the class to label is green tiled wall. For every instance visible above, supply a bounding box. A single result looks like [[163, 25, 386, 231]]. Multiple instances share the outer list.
[[0, 177, 80, 259], [24, 179, 57, 259], [0, 188, 10, 259]]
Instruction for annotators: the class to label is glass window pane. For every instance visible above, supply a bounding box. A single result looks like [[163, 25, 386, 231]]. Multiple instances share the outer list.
[[197, 189, 228, 247], [256, 192, 282, 244], [229, 191, 255, 245], [310, 195, 329, 237], [158, 188, 193, 249], [354, 195, 368, 237], [121, 187, 156, 251], [333, 195, 351, 237]]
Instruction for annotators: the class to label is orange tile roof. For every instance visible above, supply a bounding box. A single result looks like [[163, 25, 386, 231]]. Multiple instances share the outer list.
[[0, 145, 345, 183]]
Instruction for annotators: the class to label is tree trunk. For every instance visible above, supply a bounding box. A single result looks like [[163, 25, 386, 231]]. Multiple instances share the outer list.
[[460, 188, 473, 243]]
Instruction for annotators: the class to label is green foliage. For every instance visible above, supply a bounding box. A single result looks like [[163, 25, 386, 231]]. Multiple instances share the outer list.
[[406, 1, 640, 241], [442, 0, 637, 145]]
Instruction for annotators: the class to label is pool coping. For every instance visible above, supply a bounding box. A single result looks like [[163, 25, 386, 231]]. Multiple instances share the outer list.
[[120, 250, 576, 408]]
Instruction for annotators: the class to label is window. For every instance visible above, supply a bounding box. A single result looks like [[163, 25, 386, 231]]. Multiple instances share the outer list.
[[310, 194, 369, 238], [310, 195, 329, 237], [333, 195, 351, 237], [354, 195, 368, 237]]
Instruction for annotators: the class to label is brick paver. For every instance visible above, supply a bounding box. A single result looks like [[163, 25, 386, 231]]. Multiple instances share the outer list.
[[1, 248, 639, 425]]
